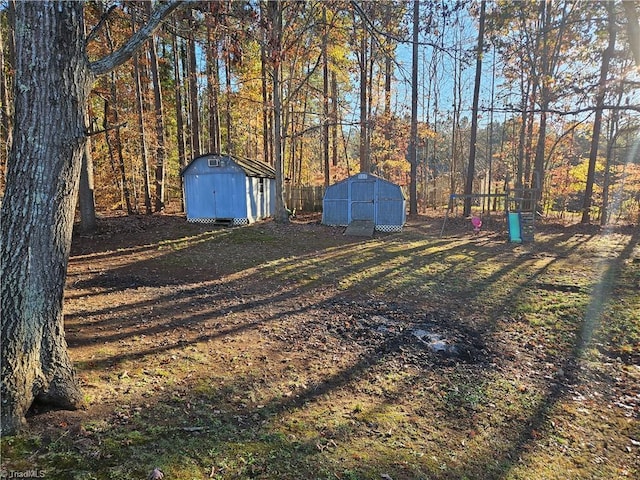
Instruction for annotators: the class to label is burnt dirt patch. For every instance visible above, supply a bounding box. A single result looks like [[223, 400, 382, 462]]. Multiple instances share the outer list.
[[321, 298, 491, 367]]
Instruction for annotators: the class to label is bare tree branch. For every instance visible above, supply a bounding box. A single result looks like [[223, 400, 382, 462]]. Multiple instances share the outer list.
[[85, 3, 117, 45], [484, 105, 640, 116], [89, 0, 191, 76], [86, 121, 128, 137], [350, 0, 454, 57]]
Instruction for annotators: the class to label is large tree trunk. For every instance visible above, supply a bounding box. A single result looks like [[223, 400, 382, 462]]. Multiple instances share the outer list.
[[1, 1, 89, 435], [78, 23, 97, 233], [78, 132, 97, 233], [1, 0, 184, 435]]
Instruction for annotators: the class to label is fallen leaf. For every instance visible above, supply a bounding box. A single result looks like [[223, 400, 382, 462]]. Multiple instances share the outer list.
[[148, 467, 164, 480]]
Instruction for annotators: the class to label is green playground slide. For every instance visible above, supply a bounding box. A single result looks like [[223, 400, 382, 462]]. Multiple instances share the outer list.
[[508, 212, 522, 243]]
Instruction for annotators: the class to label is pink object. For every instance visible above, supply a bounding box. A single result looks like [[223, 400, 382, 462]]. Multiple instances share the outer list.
[[471, 216, 482, 233]]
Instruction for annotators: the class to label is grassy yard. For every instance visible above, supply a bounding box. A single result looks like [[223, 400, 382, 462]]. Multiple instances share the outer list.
[[1, 214, 638, 480]]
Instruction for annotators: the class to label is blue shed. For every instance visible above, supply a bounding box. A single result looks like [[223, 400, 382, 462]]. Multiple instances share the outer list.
[[182, 153, 276, 224], [322, 172, 406, 232]]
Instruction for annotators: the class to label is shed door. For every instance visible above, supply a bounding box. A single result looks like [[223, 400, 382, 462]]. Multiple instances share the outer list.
[[212, 174, 242, 218], [350, 179, 375, 222]]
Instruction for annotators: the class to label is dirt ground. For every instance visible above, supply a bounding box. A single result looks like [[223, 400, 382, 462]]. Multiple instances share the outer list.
[[5, 212, 639, 479], [57, 212, 483, 417]]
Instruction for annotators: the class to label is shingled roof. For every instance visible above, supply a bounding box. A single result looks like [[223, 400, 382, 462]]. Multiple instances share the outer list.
[[231, 155, 276, 179], [182, 153, 275, 179]]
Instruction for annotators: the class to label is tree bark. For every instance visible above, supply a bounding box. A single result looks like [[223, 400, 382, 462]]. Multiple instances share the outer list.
[[78, 131, 97, 233], [288, 103, 297, 184], [1, 0, 186, 435], [77, 20, 97, 232], [1, 1, 89, 435], [0, 21, 13, 182]]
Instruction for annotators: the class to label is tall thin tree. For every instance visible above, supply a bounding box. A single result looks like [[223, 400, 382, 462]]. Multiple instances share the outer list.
[[266, 0, 289, 223], [206, 18, 221, 154], [358, 12, 369, 173], [187, 12, 201, 157], [408, 0, 419, 215], [172, 19, 187, 170], [463, 0, 486, 217], [131, 5, 153, 215], [146, 2, 167, 212], [322, 6, 330, 188], [581, 2, 616, 224]]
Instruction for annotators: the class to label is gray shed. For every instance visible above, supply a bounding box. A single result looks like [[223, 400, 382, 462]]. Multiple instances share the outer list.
[[322, 172, 406, 232], [182, 153, 276, 224]]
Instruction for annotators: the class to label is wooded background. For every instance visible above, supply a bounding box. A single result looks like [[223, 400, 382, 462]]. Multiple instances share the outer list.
[[1, 0, 639, 225]]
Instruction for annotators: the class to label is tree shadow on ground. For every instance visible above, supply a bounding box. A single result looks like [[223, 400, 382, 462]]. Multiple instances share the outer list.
[[6, 216, 637, 479]]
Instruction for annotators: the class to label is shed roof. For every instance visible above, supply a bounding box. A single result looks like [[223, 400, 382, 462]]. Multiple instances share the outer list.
[[324, 172, 405, 194], [183, 153, 276, 179]]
